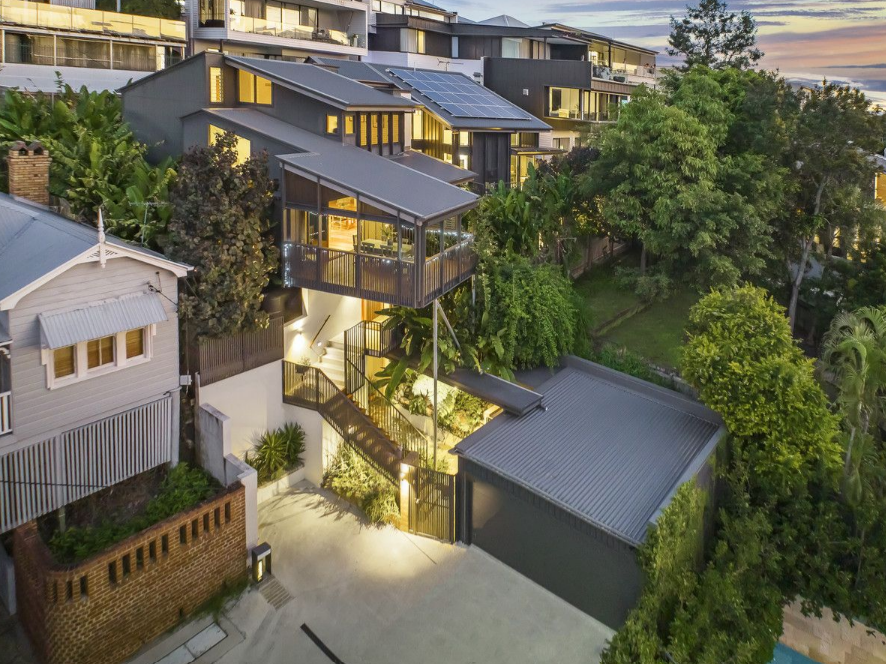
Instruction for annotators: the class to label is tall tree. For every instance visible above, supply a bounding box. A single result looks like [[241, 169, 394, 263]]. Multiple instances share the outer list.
[[583, 84, 771, 292], [166, 132, 278, 337], [668, 0, 763, 70], [780, 82, 886, 331]]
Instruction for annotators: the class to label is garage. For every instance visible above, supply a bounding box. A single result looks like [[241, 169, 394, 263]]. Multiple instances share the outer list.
[[452, 356, 725, 629]]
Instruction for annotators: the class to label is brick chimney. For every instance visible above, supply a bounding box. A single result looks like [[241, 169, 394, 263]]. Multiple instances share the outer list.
[[7, 141, 51, 206]]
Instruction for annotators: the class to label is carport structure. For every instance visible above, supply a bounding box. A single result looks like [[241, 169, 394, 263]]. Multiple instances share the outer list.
[[452, 356, 726, 628]]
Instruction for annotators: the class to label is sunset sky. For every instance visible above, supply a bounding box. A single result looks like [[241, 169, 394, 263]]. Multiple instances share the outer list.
[[445, 0, 886, 104]]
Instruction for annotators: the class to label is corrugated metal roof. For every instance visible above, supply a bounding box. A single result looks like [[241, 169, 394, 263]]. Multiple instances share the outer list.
[[309, 57, 394, 86], [39, 292, 167, 349], [225, 57, 416, 110], [0, 194, 188, 304], [197, 108, 478, 223], [454, 356, 724, 546]]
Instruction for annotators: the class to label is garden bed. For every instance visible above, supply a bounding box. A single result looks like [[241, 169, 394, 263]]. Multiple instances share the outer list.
[[39, 464, 220, 564], [256, 466, 306, 504]]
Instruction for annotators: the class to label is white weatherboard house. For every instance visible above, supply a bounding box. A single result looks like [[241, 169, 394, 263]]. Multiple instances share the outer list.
[[0, 145, 190, 545]]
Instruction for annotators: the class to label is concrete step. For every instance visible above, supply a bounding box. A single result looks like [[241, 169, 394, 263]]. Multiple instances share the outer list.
[[327, 336, 346, 352], [321, 346, 345, 362]]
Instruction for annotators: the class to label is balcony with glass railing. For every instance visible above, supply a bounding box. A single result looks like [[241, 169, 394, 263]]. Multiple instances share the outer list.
[[227, 14, 363, 47], [0, 0, 185, 40]]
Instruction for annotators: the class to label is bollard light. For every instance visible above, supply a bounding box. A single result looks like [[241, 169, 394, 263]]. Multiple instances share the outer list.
[[252, 543, 272, 583]]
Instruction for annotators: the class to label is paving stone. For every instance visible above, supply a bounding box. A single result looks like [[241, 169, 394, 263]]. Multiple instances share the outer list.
[[185, 624, 226, 658], [154, 645, 194, 664]]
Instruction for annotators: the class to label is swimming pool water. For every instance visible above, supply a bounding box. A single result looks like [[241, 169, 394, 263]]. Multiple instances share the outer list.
[[771, 643, 822, 664]]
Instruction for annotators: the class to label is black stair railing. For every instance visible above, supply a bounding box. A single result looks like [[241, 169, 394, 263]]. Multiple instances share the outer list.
[[343, 322, 429, 462], [282, 361, 401, 484]]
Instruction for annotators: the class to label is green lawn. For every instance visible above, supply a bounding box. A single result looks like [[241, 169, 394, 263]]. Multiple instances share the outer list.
[[573, 252, 699, 371], [572, 251, 642, 328], [602, 289, 699, 370]]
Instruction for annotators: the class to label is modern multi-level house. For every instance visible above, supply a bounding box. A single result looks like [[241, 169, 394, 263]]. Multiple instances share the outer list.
[[0, 141, 190, 536], [121, 51, 483, 361], [365, 4, 656, 152], [309, 57, 552, 188], [186, 0, 369, 61], [0, 0, 185, 92]]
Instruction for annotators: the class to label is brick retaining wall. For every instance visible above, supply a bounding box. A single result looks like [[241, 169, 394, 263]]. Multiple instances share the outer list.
[[14, 484, 247, 664]]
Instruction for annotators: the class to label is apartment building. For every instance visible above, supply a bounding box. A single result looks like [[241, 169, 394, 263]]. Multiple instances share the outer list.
[[0, 141, 190, 536], [0, 0, 185, 92], [365, 3, 657, 152], [186, 0, 369, 60]]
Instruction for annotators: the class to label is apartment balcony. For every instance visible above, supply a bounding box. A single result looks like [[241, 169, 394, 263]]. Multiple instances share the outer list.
[[0, 0, 185, 41], [196, 0, 367, 55], [283, 236, 477, 308], [592, 63, 656, 87], [228, 15, 364, 48]]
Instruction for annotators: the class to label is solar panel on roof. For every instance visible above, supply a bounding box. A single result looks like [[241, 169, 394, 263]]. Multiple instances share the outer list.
[[389, 68, 533, 121]]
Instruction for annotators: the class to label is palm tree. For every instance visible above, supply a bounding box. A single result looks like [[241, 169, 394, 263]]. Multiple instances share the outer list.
[[822, 306, 886, 589]]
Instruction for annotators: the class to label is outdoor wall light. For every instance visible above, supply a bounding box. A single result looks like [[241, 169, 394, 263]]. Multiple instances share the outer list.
[[252, 543, 272, 583]]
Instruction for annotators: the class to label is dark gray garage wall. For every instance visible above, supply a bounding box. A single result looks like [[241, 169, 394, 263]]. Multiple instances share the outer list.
[[462, 459, 644, 630]]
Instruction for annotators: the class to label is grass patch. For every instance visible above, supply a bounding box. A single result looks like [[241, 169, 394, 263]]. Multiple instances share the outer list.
[[602, 289, 699, 370], [572, 251, 642, 328]]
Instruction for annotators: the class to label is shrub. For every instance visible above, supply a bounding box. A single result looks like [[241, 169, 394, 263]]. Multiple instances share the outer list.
[[49, 464, 217, 563], [323, 444, 399, 525], [589, 344, 675, 389], [245, 422, 306, 485]]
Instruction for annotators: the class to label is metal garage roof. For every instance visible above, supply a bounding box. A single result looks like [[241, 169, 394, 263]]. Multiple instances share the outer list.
[[453, 356, 725, 546], [39, 292, 167, 349]]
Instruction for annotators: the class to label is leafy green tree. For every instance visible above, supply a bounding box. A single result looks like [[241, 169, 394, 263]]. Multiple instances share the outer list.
[[780, 82, 886, 331], [0, 84, 175, 247], [584, 85, 770, 291], [166, 132, 278, 337], [668, 0, 763, 70]]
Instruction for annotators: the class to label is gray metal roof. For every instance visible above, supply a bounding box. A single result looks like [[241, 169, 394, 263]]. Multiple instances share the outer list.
[[478, 14, 529, 27], [225, 57, 416, 110], [309, 57, 395, 86], [387, 150, 476, 184], [454, 356, 724, 546], [0, 195, 187, 305], [198, 108, 478, 223], [39, 292, 168, 349]]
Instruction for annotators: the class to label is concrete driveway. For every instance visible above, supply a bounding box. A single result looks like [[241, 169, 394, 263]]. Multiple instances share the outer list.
[[219, 482, 614, 664]]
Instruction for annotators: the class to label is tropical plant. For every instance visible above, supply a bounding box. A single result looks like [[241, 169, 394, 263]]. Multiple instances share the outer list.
[[0, 84, 175, 247], [166, 131, 278, 337], [322, 444, 399, 525], [667, 0, 763, 70], [245, 423, 305, 485]]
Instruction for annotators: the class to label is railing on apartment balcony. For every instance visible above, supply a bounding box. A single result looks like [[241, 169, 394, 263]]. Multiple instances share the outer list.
[[283, 362, 401, 483], [0, 391, 10, 436], [0, 0, 186, 40], [283, 238, 476, 308], [228, 15, 364, 47], [192, 314, 284, 386], [344, 321, 428, 461]]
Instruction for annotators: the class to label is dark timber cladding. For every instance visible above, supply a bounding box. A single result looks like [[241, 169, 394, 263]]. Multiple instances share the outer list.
[[452, 356, 725, 628]]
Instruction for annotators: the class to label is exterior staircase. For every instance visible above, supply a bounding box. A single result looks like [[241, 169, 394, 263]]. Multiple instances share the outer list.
[[312, 334, 345, 389]]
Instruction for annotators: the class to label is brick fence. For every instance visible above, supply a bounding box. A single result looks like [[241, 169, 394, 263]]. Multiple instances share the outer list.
[[14, 484, 247, 664]]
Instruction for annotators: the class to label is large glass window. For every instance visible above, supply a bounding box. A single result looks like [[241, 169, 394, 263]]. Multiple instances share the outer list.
[[501, 38, 524, 58], [285, 209, 324, 246], [548, 87, 581, 119], [326, 114, 339, 134], [400, 28, 425, 54], [400, 223, 416, 263], [359, 113, 368, 146], [392, 115, 400, 143], [238, 70, 272, 105], [370, 114, 379, 146], [359, 220, 397, 257]]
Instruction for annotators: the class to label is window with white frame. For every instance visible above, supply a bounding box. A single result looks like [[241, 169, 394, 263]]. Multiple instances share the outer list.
[[45, 326, 153, 389]]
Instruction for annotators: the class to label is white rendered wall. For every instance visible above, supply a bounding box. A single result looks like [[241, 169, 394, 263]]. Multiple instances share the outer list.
[[284, 291, 362, 362]]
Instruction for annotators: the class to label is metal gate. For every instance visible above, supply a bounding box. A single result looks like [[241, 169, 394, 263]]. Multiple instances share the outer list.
[[406, 466, 456, 543]]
